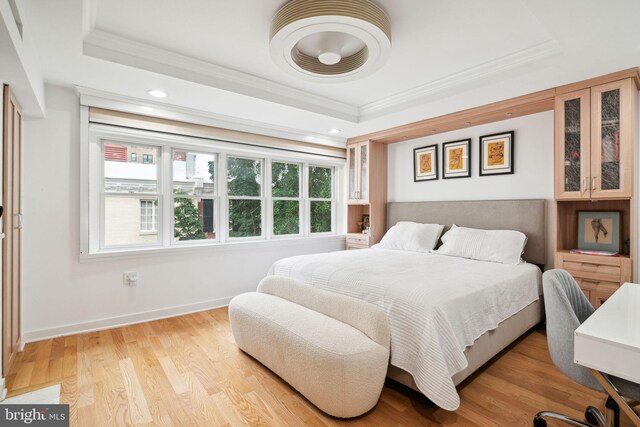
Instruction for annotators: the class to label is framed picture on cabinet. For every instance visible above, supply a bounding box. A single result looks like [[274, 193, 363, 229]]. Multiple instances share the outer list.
[[479, 131, 514, 176], [413, 144, 438, 182], [442, 138, 471, 179], [577, 211, 621, 253]]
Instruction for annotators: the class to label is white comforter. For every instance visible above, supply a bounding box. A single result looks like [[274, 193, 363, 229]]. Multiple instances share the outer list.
[[269, 248, 541, 410]]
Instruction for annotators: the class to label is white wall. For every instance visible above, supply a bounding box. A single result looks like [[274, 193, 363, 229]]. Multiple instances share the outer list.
[[388, 111, 555, 264], [21, 84, 344, 342]]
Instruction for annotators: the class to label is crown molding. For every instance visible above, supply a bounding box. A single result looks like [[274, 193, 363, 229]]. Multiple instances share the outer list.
[[83, 29, 360, 123], [75, 86, 347, 148], [358, 39, 563, 121], [82, 28, 562, 125]]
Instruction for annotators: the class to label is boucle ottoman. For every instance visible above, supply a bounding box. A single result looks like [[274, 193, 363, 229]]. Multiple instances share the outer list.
[[229, 276, 390, 418]]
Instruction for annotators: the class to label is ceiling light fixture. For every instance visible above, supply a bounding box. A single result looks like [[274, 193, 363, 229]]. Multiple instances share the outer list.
[[328, 128, 342, 134], [270, 0, 391, 82], [306, 135, 316, 140], [148, 89, 167, 98]]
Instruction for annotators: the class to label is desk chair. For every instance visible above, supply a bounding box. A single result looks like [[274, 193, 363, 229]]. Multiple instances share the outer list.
[[534, 269, 640, 427]]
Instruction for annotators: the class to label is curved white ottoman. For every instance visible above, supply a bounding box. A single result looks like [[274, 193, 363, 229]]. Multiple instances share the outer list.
[[229, 276, 390, 418]]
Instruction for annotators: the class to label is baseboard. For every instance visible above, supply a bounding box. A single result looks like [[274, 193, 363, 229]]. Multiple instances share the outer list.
[[22, 296, 233, 343], [0, 377, 7, 401]]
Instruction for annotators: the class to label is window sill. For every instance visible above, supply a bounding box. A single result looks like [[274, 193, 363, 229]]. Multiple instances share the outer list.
[[80, 234, 346, 262]]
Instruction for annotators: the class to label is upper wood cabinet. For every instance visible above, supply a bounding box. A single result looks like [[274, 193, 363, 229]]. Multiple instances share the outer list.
[[347, 141, 370, 204], [555, 78, 637, 200], [345, 140, 387, 248]]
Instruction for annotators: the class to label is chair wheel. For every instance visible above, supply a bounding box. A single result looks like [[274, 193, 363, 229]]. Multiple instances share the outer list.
[[533, 417, 547, 427], [585, 407, 599, 425]]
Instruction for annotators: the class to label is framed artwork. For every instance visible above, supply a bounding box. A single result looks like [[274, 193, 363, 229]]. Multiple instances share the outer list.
[[577, 211, 621, 253], [413, 144, 438, 182], [442, 138, 471, 179], [479, 131, 514, 176]]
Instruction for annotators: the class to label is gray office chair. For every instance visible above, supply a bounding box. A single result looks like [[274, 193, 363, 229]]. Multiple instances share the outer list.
[[534, 269, 640, 427]]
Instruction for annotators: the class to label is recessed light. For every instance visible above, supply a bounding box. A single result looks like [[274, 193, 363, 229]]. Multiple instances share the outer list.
[[148, 90, 167, 98], [306, 136, 316, 140], [328, 128, 342, 134]]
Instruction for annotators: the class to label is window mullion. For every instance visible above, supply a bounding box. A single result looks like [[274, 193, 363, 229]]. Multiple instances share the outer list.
[[302, 162, 309, 237], [161, 144, 171, 247], [265, 158, 272, 240], [219, 153, 228, 242]]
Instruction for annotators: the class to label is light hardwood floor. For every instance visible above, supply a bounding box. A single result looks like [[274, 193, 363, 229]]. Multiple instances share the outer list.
[[5, 307, 634, 426]]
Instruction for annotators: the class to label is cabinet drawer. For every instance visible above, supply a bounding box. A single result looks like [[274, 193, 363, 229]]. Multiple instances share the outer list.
[[575, 278, 619, 308], [346, 233, 370, 245], [347, 242, 369, 250], [557, 255, 621, 282]]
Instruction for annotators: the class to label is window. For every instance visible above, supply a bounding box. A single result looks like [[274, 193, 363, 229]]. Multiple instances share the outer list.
[[85, 124, 344, 255], [172, 150, 216, 241], [227, 157, 262, 238], [272, 162, 301, 236], [103, 142, 160, 247], [309, 166, 333, 233], [140, 200, 158, 232]]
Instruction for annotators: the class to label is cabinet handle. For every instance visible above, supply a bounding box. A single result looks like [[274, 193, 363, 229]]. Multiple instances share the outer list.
[[592, 176, 597, 191], [13, 213, 22, 230], [582, 177, 588, 193]]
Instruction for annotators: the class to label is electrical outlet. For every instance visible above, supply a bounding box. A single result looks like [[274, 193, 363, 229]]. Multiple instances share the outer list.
[[123, 272, 138, 286]]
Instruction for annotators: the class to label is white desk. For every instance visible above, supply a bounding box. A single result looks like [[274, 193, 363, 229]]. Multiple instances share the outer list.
[[575, 282, 640, 426]]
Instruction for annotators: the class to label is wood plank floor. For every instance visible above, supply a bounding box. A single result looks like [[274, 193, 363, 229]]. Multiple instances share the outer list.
[[5, 307, 634, 426]]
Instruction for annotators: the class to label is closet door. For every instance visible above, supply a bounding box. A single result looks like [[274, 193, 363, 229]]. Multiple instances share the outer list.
[[3, 85, 22, 375]]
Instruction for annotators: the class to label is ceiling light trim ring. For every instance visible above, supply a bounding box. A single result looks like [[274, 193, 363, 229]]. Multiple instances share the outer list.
[[270, 0, 391, 41], [270, 0, 391, 82]]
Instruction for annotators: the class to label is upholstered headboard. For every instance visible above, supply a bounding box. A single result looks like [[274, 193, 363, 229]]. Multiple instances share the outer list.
[[387, 199, 547, 265]]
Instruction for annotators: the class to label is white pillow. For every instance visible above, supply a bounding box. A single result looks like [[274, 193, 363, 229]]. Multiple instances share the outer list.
[[432, 225, 528, 265], [375, 222, 445, 252]]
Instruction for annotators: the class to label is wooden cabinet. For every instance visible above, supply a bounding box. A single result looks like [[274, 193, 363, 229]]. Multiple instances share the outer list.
[[346, 140, 387, 249], [555, 250, 630, 308], [553, 76, 638, 306], [346, 233, 370, 250], [555, 78, 636, 200]]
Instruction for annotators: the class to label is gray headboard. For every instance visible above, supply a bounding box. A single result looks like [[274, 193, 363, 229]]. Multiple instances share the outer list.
[[387, 199, 547, 265]]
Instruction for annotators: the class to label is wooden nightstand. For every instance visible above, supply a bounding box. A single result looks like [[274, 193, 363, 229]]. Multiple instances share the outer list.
[[346, 233, 370, 250]]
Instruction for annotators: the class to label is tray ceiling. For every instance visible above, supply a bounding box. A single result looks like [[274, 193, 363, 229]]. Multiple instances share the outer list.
[[20, 0, 640, 143]]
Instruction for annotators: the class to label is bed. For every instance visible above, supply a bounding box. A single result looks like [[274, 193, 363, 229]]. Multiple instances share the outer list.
[[269, 199, 547, 410]]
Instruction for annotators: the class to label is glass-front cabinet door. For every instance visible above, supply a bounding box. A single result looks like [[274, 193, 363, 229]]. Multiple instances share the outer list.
[[347, 144, 358, 203], [358, 141, 369, 203], [555, 89, 591, 200], [346, 141, 370, 204], [590, 78, 634, 199]]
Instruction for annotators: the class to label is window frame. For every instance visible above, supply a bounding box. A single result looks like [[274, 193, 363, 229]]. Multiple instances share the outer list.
[[82, 122, 345, 258], [307, 164, 336, 236], [269, 159, 303, 239], [170, 148, 219, 245], [226, 155, 265, 241], [99, 138, 163, 251]]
